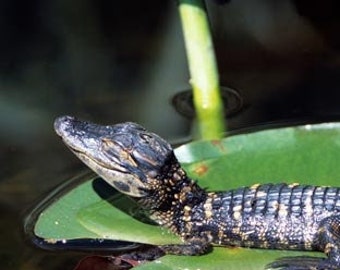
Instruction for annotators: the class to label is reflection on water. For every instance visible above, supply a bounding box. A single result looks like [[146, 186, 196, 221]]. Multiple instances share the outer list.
[[172, 86, 244, 119]]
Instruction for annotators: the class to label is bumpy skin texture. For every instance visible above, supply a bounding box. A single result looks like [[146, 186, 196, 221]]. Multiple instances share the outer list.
[[54, 116, 340, 269]]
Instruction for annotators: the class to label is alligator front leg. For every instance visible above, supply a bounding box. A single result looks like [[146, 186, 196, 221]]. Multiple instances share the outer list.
[[159, 236, 212, 256]]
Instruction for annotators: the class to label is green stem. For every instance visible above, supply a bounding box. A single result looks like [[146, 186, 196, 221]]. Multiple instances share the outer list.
[[178, 0, 225, 140]]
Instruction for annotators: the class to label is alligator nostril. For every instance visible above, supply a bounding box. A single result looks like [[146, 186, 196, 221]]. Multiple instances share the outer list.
[[54, 115, 76, 136]]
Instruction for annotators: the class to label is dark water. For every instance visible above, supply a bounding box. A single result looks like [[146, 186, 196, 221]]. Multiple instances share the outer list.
[[1, 1, 340, 269]]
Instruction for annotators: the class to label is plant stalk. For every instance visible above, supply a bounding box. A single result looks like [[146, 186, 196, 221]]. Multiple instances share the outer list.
[[178, 0, 225, 139]]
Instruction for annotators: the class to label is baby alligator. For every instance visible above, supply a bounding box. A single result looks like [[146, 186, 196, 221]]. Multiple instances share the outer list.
[[54, 116, 340, 269]]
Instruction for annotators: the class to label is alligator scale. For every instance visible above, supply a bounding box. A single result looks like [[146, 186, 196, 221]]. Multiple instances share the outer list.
[[54, 116, 340, 269]]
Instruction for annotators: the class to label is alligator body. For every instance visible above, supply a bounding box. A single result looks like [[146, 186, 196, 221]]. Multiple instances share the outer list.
[[54, 116, 340, 269]]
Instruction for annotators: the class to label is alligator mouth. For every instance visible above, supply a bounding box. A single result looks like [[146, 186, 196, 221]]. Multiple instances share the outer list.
[[67, 144, 129, 175]]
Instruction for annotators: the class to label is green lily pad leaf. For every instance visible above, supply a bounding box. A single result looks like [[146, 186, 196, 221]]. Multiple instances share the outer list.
[[32, 122, 340, 269], [33, 173, 101, 242], [178, 123, 340, 189], [32, 173, 180, 247], [77, 197, 181, 245], [136, 248, 324, 270]]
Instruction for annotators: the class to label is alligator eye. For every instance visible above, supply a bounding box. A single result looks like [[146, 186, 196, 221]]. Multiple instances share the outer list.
[[140, 133, 152, 144]]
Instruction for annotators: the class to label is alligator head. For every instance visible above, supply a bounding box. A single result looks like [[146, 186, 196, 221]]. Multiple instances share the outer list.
[[54, 116, 177, 198]]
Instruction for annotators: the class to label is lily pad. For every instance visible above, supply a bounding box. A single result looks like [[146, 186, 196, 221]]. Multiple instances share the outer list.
[[30, 122, 340, 268], [136, 248, 324, 270], [177, 123, 340, 189]]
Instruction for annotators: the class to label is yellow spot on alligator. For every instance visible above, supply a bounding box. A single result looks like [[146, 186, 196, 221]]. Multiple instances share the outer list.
[[233, 205, 242, 212], [205, 210, 213, 219], [233, 210, 242, 220], [183, 205, 192, 221], [183, 215, 191, 222], [250, 183, 260, 190], [257, 191, 266, 197], [304, 197, 313, 216], [203, 198, 214, 219], [288, 183, 299, 188], [184, 205, 191, 211], [325, 243, 335, 254], [278, 204, 288, 217]]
